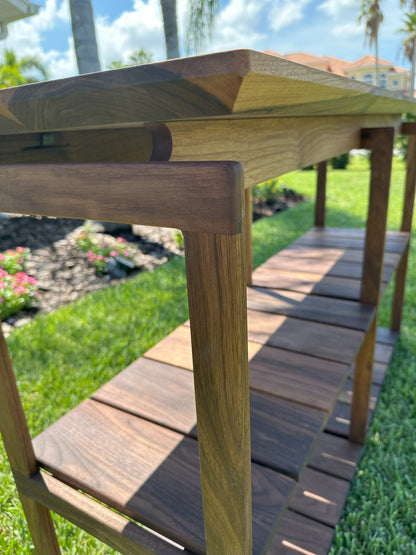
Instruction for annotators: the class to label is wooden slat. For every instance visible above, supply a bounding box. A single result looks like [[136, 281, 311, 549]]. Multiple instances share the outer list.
[[307, 433, 362, 482], [294, 235, 407, 254], [267, 510, 335, 555], [15, 471, 190, 555], [376, 327, 399, 345], [374, 342, 394, 364], [305, 227, 409, 241], [252, 267, 365, 300], [247, 287, 376, 331], [93, 358, 326, 480], [248, 345, 350, 414], [261, 255, 394, 282], [144, 326, 350, 413], [183, 230, 252, 555], [351, 361, 388, 386], [314, 160, 327, 227], [246, 309, 364, 365], [288, 468, 351, 527], [0, 161, 243, 234], [280, 244, 400, 266], [339, 379, 381, 411], [33, 399, 295, 555], [325, 402, 373, 438]]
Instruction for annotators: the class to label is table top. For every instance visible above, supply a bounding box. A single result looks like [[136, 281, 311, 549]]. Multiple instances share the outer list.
[[1, 49, 416, 135]]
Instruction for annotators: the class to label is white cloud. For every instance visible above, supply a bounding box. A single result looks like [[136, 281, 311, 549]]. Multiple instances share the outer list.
[[96, 0, 166, 68], [330, 22, 363, 38], [268, 0, 313, 32], [207, 0, 267, 52], [317, 0, 357, 18]]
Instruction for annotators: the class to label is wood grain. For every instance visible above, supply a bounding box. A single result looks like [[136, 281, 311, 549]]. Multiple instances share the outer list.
[[247, 309, 364, 365], [0, 328, 60, 552], [93, 358, 326, 480], [16, 471, 185, 555], [0, 161, 243, 235], [308, 433, 362, 482], [350, 316, 378, 444], [145, 324, 350, 413], [244, 187, 253, 285], [360, 128, 395, 305], [33, 399, 295, 555], [315, 160, 327, 227], [168, 115, 400, 188], [0, 127, 154, 165], [183, 230, 252, 555], [391, 132, 416, 330], [0, 50, 412, 136], [289, 467, 351, 527], [268, 509, 335, 555], [247, 286, 376, 331]]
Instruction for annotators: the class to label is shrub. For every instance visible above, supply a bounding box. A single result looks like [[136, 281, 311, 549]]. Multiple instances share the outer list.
[[76, 227, 138, 275], [0, 247, 38, 320], [253, 178, 285, 205], [330, 153, 350, 169]]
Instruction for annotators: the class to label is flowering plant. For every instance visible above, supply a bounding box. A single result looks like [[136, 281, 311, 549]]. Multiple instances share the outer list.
[[76, 228, 138, 274], [0, 247, 38, 320]]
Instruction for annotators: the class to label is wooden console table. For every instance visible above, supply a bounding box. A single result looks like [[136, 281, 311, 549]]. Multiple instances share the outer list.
[[0, 50, 415, 554]]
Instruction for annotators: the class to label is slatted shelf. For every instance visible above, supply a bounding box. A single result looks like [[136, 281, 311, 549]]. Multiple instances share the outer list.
[[30, 226, 402, 554]]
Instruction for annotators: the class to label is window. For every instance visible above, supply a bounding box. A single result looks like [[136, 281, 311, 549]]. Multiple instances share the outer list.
[[363, 73, 373, 85], [392, 79, 399, 87], [379, 73, 387, 88]]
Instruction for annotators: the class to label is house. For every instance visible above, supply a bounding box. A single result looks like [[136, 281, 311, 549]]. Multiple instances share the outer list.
[[265, 51, 410, 95]]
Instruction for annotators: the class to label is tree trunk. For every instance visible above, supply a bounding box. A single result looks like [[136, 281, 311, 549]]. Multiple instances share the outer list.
[[69, 0, 101, 74], [410, 40, 416, 97], [160, 0, 180, 59]]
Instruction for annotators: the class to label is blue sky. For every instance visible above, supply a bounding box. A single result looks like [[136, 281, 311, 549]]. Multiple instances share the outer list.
[[0, 0, 410, 80]]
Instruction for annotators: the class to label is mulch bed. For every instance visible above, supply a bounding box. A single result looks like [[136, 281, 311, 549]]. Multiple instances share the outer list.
[[0, 191, 304, 334]]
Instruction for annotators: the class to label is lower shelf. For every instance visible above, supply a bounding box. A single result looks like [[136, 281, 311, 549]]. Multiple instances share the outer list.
[[29, 226, 404, 554]]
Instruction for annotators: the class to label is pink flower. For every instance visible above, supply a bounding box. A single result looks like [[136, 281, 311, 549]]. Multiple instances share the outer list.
[[109, 251, 117, 257], [123, 250, 130, 257], [6, 249, 15, 255], [16, 247, 26, 253], [27, 276, 37, 285], [0, 254, 4, 261], [117, 237, 127, 243], [0, 281, 4, 289], [0, 269, 7, 278], [0, 298, 4, 304], [13, 286, 27, 295], [102, 241, 109, 248]]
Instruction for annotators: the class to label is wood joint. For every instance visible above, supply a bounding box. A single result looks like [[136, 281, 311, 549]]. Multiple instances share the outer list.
[[360, 127, 395, 150]]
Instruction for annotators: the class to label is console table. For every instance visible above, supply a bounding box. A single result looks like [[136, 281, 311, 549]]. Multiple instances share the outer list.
[[0, 50, 415, 554]]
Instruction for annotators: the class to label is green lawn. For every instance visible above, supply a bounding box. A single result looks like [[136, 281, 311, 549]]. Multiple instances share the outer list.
[[1, 157, 415, 554]]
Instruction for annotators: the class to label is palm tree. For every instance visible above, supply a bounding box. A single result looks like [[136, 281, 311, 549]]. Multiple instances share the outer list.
[[399, 11, 416, 95], [0, 49, 48, 88], [359, 0, 384, 86], [160, 0, 180, 59], [159, 0, 220, 59], [108, 49, 153, 70], [186, 0, 220, 54], [69, 0, 101, 74]]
